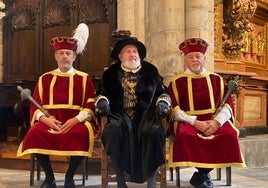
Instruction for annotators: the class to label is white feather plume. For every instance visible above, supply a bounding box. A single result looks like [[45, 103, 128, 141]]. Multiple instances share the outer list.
[[72, 23, 89, 54]]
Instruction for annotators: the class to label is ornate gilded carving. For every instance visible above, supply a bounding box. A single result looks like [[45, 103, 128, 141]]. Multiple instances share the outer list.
[[111, 30, 131, 45], [222, 0, 257, 59], [214, 4, 223, 59], [109, 30, 131, 52], [242, 23, 266, 63], [44, 1, 71, 28], [10, 5, 36, 31], [0, 1, 5, 19], [78, 0, 109, 24]]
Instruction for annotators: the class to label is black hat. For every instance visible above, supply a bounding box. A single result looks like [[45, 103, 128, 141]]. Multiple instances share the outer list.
[[111, 37, 146, 61]]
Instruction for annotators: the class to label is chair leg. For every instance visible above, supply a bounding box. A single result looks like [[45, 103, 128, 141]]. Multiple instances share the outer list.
[[101, 144, 108, 188], [160, 163, 167, 188], [169, 167, 173, 181], [176, 167, 180, 187], [100, 117, 108, 188], [82, 157, 87, 186], [36, 160, 40, 181], [216, 168, 221, 180], [85, 157, 89, 180], [226, 167, 231, 186], [30, 154, 35, 186]]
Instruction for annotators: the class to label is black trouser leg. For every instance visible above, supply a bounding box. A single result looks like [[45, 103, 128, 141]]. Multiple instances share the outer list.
[[197, 167, 214, 187], [147, 170, 157, 188], [35, 154, 55, 182], [197, 168, 213, 175], [65, 156, 83, 180], [111, 158, 128, 188]]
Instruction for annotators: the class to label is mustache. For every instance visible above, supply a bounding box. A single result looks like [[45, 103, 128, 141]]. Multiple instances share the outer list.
[[129, 56, 137, 61], [192, 61, 200, 65]]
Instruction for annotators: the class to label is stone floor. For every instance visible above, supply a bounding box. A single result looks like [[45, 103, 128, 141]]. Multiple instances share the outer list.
[[1, 135, 268, 187], [0, 166, 268, 188]]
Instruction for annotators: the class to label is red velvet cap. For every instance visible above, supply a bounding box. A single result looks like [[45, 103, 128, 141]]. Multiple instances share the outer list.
[[179, 38, 208, 55], [50, 37, 77, 52]]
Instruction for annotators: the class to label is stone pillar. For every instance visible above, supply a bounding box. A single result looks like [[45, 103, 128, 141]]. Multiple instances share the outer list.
[[117, 0, 145, 41], [116, 0, 214, 84], [185, 0, 214, 71], [146, 0, 185, 85]]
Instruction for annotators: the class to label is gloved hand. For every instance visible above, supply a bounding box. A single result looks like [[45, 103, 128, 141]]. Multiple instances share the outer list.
[[156, 101, 170, 119], [95, 98, 110, 116]]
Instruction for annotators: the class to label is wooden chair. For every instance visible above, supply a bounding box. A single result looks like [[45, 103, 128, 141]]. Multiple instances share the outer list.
[[170, 167, 231, 187], [216, 167, 231, 186], [100, 117, 167, 188], [29, 154, 88, 186], [13, 101, 89, 186]]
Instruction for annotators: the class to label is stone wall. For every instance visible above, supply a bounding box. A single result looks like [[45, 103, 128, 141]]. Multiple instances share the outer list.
[[117, 0, 215, 85], [239, 135, 268, 167]]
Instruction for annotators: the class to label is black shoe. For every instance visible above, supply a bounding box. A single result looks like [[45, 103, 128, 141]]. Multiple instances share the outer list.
[[190, 171, 207, 187], [189, 172, 213, 188], [117, 183, 128, 188], [40, 179, 57, 188], [198, 180, 214, 188], [204, 174, 214, 188], [64, 178, 75, 188], [117, 179, 128, 188]]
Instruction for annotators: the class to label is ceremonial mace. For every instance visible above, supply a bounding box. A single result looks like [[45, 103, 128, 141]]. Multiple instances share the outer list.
[[17, 86, 55, 119], [214, 75, 240, 116]]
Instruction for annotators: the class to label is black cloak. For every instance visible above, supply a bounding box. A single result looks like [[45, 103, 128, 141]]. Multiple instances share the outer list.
[[96, 61, 167, 183]]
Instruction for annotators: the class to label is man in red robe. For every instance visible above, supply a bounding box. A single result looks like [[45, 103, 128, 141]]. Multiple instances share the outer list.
[[167, 38, 245, 188], [17, 24, 97, 188]]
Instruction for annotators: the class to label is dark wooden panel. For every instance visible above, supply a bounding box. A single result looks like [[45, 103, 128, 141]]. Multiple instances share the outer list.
[[3, 0, 117, 82], [80, 23, 111, 76], [8, 30, 37, 82]]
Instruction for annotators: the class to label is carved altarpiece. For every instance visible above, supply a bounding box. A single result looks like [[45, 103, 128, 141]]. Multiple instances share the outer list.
[[214, 0, 268, 130]]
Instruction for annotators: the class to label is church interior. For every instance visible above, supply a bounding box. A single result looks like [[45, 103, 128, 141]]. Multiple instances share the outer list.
[[0, 0, 268, 187]]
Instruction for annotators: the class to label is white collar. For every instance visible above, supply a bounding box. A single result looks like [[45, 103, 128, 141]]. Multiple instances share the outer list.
[[185, 68, 207, 74], [121, 64, 141, 73], [55, 67, 75, 73]]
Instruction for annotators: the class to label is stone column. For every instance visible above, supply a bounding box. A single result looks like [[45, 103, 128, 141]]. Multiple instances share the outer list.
[[185, 0, 214, 71], [146, 0, 185, 85], [116, 0, 214, 84], [117, 0, 145, 41]]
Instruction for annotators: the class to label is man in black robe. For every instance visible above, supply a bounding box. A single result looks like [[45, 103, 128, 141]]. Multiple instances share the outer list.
[[95, 37, 171, 188]]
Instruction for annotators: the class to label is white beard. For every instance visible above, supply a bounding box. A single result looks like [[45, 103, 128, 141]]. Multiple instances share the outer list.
[[121, 59, 141, 71], [192, 66, 201, 73]]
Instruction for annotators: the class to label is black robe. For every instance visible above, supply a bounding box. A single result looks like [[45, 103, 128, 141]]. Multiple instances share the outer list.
[[96, 61, 167, 183]]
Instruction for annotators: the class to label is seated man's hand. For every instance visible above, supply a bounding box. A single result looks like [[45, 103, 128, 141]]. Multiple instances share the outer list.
[[156, 101, 170, 119], [60, 117, 79, 133], [193, 120, 209, 133], [40, 115, 62, 132], [95, 98, 110, 116], [193, 120, 220, 136], [203, 120, 221, 136]]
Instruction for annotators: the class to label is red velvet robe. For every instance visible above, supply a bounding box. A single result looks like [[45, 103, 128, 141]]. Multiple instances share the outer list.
[[17, 70, 97, 157], [167, 71, 245, 168]]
